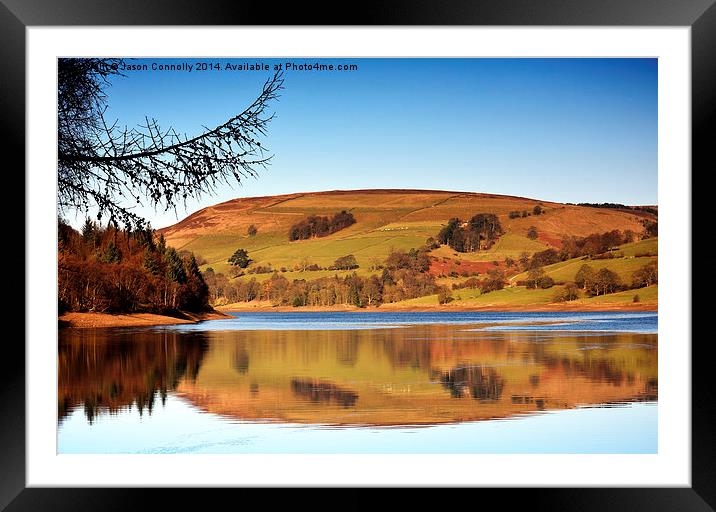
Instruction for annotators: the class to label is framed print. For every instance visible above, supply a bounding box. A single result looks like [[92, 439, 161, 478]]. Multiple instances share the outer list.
[[4, 0, 713, 509]]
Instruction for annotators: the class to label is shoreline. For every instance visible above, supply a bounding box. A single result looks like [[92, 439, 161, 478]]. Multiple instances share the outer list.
[[59, 302, 657, 328], [58, 309, 232, 329], [216, 301, 657, 314]]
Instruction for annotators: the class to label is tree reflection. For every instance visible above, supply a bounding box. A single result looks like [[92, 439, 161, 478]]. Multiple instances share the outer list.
[[432, 365, 505, 400], [232, 344, 250, 374], [58, 329, 208, 423], [290, 378, 358, 407]]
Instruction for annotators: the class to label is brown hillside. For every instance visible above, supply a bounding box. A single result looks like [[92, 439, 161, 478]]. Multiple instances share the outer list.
[[161, 189, 652, 245], [157, 189, 655, 274]]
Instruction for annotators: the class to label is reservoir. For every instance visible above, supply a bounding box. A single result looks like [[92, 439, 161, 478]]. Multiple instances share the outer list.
[[58, 311, 657, 454]]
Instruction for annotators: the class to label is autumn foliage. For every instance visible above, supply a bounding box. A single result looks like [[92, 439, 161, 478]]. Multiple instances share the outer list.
[[58, 218, 209, 314], [204, 248, 440, 308]]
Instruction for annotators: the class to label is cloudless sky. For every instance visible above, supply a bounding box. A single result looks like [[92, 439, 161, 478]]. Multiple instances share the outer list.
[[89, 58, 657, 229]]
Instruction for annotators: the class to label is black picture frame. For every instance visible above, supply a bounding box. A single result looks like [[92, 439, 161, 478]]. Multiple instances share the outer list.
[[3, 0, 711, 509]]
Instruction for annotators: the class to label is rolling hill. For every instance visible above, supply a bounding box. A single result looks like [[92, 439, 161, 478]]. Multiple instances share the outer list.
[[160, 189, 655, 280]]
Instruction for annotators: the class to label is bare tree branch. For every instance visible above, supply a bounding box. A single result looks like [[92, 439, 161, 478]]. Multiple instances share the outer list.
[[57, 58, 284, 228]]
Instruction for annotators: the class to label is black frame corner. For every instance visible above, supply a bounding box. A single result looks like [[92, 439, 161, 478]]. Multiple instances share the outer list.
[[5, 0, 713, 509]]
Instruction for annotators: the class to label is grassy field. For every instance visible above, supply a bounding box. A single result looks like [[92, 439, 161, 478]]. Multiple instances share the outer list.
[[577, 284, 657, 304], [430, 233, 550, 262], [398, 285, 564, 306], [511, 238, 658, 285], [161, 189, 655, 277], [394, 235, 659, 309], [393, 282, 657, 308], [616, 238, 658, 257]]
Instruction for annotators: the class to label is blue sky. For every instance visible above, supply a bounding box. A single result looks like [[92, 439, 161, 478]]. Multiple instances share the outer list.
[[97, 58, 657, 229]]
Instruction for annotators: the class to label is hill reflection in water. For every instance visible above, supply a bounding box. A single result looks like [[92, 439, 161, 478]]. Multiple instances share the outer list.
[[59, 320, 657, 427]]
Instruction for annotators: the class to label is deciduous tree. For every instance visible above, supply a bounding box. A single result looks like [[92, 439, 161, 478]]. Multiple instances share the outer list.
[[575, 264, 595, 290], [228, 248, 251, 268], [333, 254, 359, 270], [632, 262, 658, 288]]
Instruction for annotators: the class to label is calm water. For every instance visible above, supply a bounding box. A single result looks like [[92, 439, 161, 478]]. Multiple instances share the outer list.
[[58, 311, 658, 453]]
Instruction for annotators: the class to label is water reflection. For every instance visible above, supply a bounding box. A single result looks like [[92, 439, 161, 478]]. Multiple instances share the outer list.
[[58, 329, 208, 424], [59, 323, 657, 427], [434, 365, 505, 400], [290, 379, 359, 407]]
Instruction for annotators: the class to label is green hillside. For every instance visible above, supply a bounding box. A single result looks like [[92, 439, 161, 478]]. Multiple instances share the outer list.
[[511, 241, 658, 284], [390, 237, 658, 308], [391, 283, 657, 308], [160, 189, 653, 279]]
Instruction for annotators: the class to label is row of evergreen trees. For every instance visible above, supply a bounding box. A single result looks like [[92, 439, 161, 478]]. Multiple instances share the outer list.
[[58, 218, 209, 314]]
